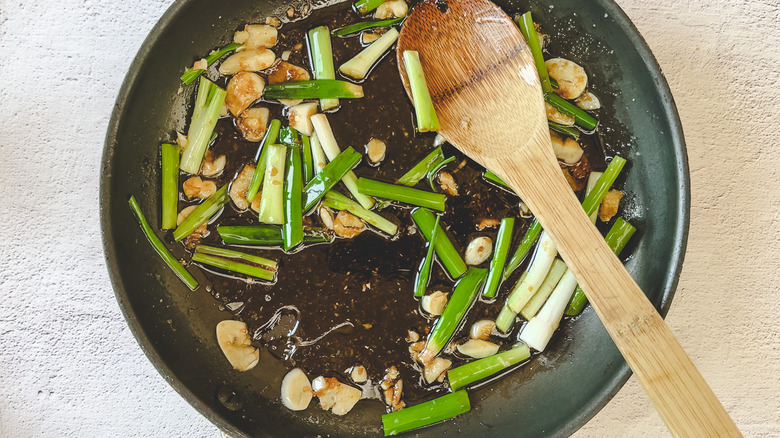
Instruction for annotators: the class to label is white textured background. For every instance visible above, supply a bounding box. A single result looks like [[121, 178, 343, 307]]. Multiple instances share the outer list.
[[0, 0, 778, 436]]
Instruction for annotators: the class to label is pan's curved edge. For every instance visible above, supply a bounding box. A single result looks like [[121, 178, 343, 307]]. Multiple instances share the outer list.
[[99, 1, 249, 436]]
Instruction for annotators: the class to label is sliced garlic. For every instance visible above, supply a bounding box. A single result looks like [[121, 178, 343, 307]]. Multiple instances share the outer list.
[[311, 376, 361, 415], [226, 72, 265, 116], [182, 176, 217, 200], [350, 365, 368, 383], [470, 320, 496, 340], [200, 152, 226, 178], [234, 24, 278, 49], [281, 368, 313, 411], [421, 291, 448, 316], [288, 102, 318, 136], [545, 102, 575, 126], [177, 205, 197, 225], [236, 107, 270, 142], [465, 236, 493, 265], [229, 164, 255, 211], [457, 339, 500, 359], [219, 49, 276, 75], [319, 206, 335, 230], [215, 320, 259, 371], [374, 0, 408, 19], [365, 138, 386, 166], [332, 385, 361, 415], [576, 91, 601, 111], [552, 136, 584, 165], [423, 357, 452, 384], [546, 58, 588, 100]]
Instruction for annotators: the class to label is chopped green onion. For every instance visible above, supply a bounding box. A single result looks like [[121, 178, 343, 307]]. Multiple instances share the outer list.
[[419, 268, 487, 363], [180, 42, 242, 85], [483, 170, 510, 190], [332, 18, 403, 37], [581, 156, 626, 217], [565, 218, 636, 316], [310, 114, 374, 209], [180, 78, 227, 174], [321, 191, 398, 235], [483, 218, 515, 298], [192, 253, 275, 281], [427, 156, 456, 191], [339, 28, 399, 80], [545, 92, 598, 131], [382, 391, 470, 437], [283, 146, 304, 250], [310, 133, 328, 175], [247, 119, 281, 202], [264, 80, 364, 100], [173, 185, 229, 242], [194, 245, 277, 270], [414, 215, 440, 298], [448, 343, 531, 391], [520, 258, 567, 319], [357, 177, 446, 211], [397, 147, 445, 186], [301, 134, 314, 183], [217, 225, 332, 246], [278, 126, 300, 146], [549, 121, 581, 139], [160, 143, 179, 230], [354, 0, 386, 15], [503, 220, 541, 279], [516, 12, 552, 94], [257, 144, 287, 225], [308, 26, 339, 110], [128, 196, 199, 290], [410, 208, 467, 279], [302, 146, 362, 211], [402, 50, 440, 132]]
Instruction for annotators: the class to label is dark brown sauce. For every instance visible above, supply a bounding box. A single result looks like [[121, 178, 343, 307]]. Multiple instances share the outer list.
[[178, 1, 602, 404]]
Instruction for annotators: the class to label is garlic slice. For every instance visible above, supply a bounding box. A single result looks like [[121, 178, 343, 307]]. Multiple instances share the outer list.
[[215, 320, 259, 371], [281, 368, 313, 411]]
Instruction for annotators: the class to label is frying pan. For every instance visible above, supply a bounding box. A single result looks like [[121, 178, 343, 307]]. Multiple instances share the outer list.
[[100, 0, 689, 435]]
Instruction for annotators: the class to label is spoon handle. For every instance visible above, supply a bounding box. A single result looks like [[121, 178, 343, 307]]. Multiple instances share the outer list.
[[503, 137, 741, 438]]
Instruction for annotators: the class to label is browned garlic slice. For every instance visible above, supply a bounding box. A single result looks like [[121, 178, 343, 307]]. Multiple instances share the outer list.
[[465, 236, 493, 265]]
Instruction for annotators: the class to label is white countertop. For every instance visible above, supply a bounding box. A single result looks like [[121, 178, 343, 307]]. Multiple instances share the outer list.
[[1, 0, 778, 436]]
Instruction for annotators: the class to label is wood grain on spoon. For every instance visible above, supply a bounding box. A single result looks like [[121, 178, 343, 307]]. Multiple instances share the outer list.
[[397, 0, 741, 436]]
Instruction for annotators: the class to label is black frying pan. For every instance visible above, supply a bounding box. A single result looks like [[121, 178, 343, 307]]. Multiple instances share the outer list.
[[100, 0, 689, 435]]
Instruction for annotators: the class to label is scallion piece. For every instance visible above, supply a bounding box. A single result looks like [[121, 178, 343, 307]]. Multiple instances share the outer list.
[[339, 28, 399, 80], [397, 147, 445, 186], [301, 134, 314, 183], [413, 215, 440, 298], [160, 143, 179, 230], [264, 80, 364, 100], [278, 126, 300, 146], [549, 121, 581, 139], [357, 177, 446, 211], [192, 253, 275, 281], [354, 0, 386, 15], [382, 391, 470, 437], [520, 258, 567, 320], [310, 114, 374, 209], [217, 225, 332, 246], [180, 78, 227, 174], [180, 42, 242, 85], [258, 144, 287, 225], [195, 245, 277, 270], [308, 26, 339, 110], [545, 92, 598, 131], [520, 268, 578, 351], [128, 196, 199, 290], [516, 12, 552, 94], [247, 119, 281, 202], [402, 50, 440, 132], [505, 231, 557, 312], [483, 170, 510, 190], [448, 343, 531, 391], [321, 191, 398, 235], [302, 146, 362, 211], [581, 156, 626, 217], [419, 267, 487, 363], [310, 133, 328, 175], [410, 208, 467, 279], [482, 218, 515, 298], [503, 220, 541, 280], [173, 185, 229, 242], [332, 17, 403, 37], [565, 218, 636, 316], [283, 146, 304, 250]]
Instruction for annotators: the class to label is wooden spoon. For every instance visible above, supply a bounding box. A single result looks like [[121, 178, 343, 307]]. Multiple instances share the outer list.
[[397, 0, 741, 436]]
